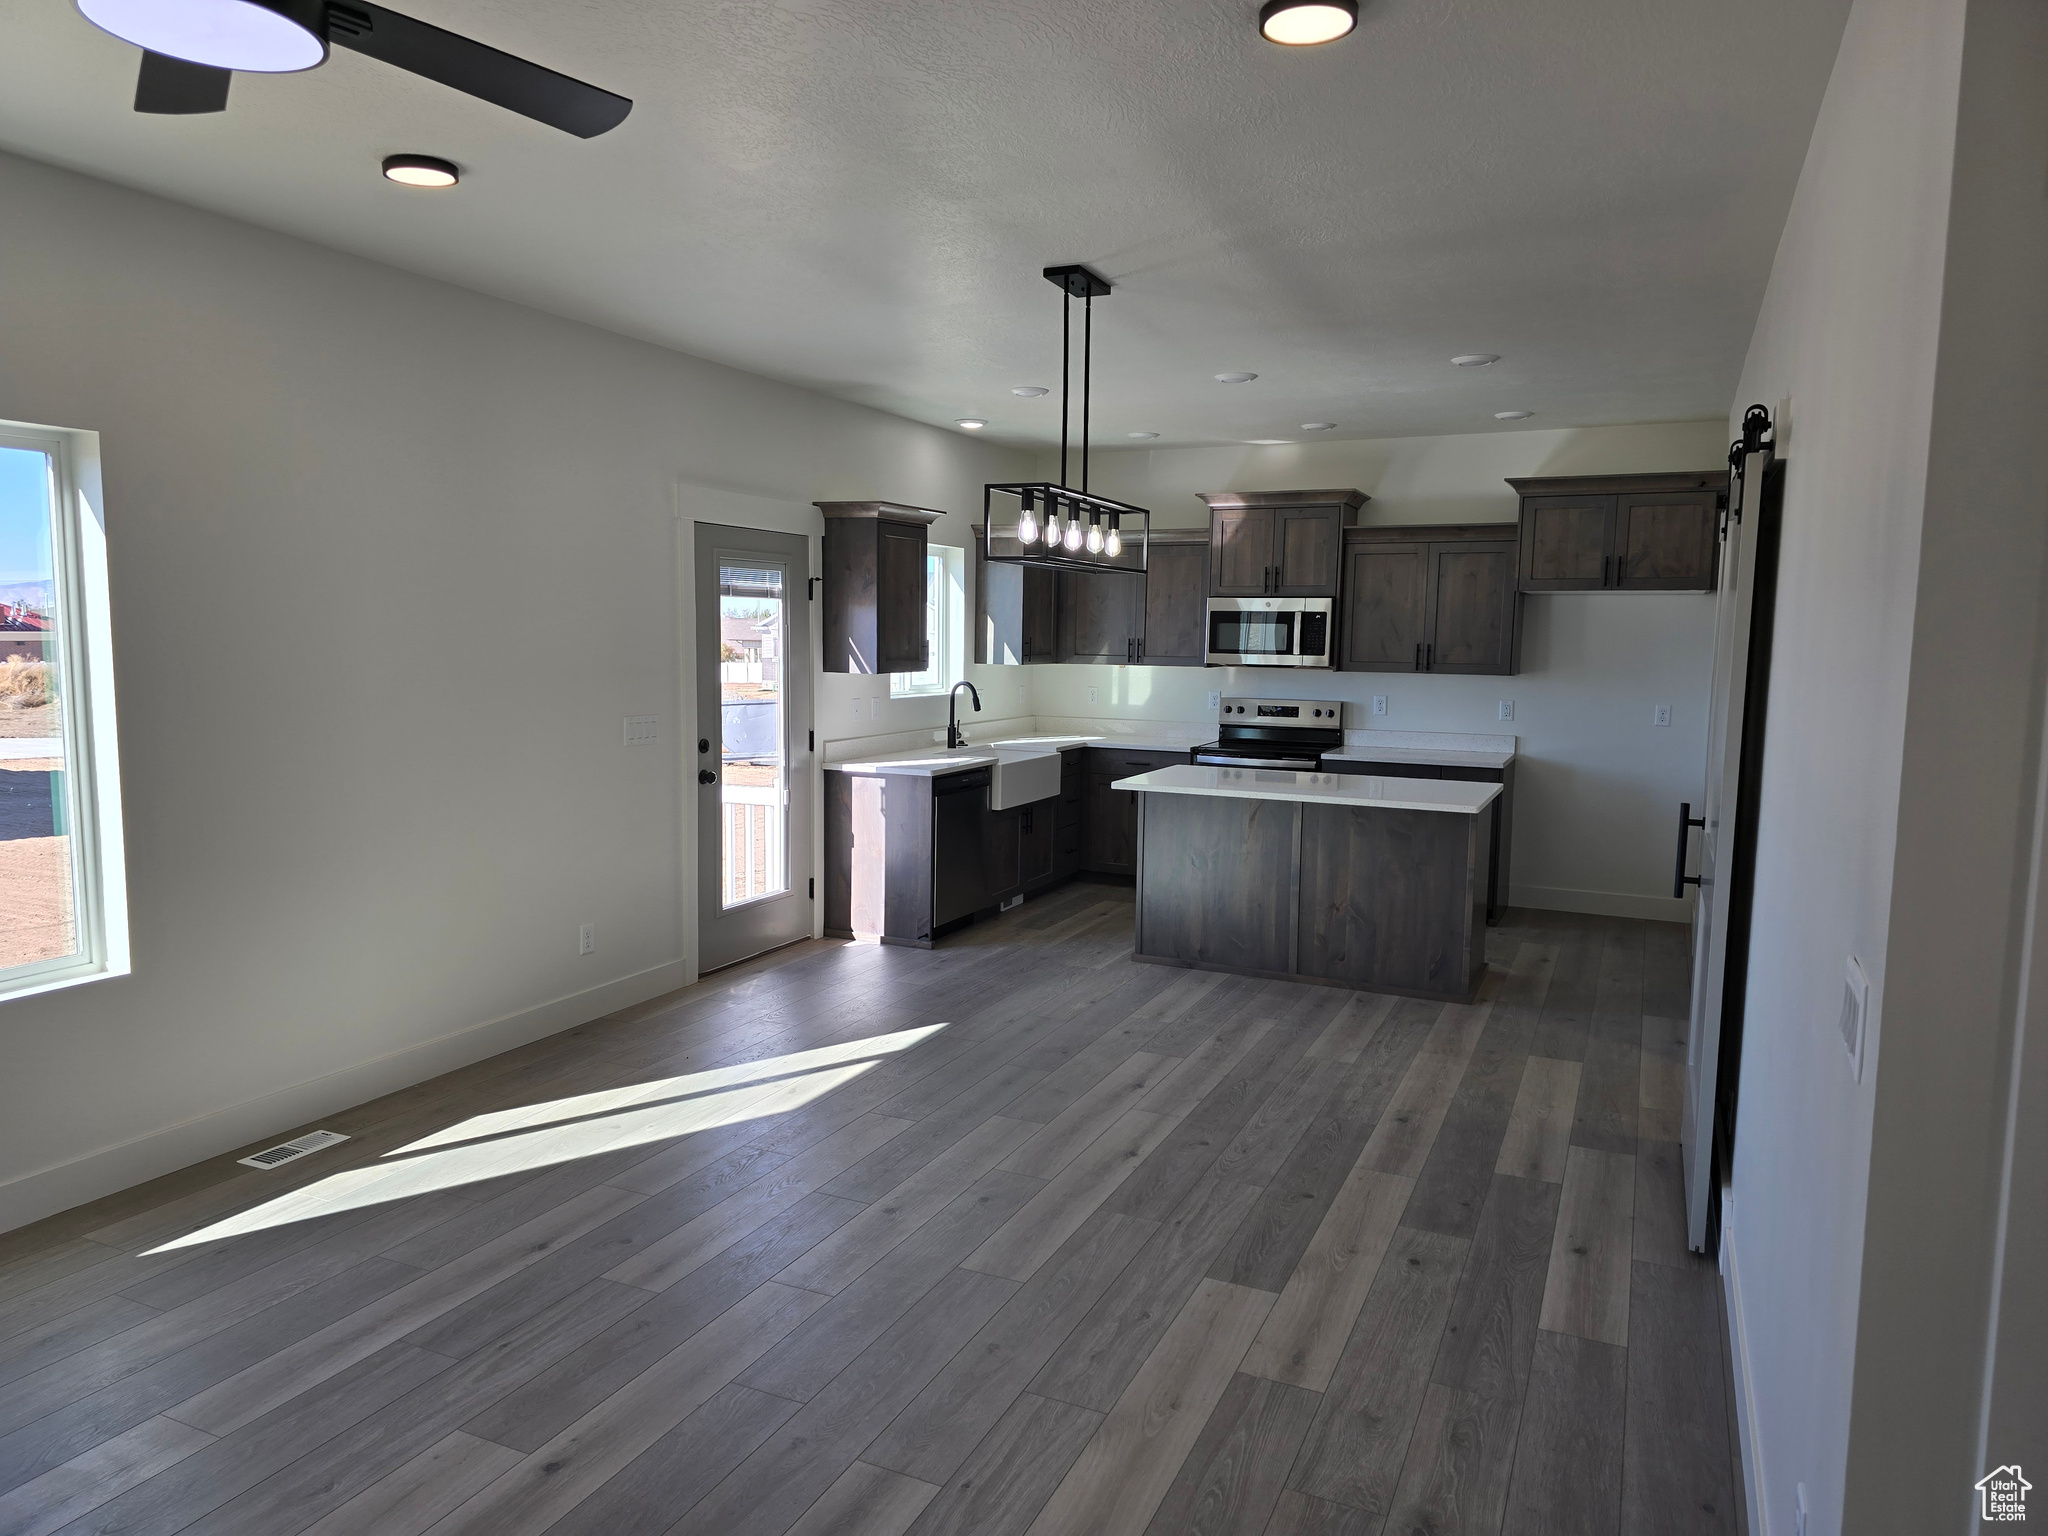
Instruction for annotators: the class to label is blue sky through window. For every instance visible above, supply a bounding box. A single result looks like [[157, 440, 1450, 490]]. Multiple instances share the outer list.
[[0, 446, 54, 589]]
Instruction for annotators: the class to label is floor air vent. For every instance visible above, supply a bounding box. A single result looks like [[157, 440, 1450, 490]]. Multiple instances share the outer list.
[[238, 1129, 350, 1169]]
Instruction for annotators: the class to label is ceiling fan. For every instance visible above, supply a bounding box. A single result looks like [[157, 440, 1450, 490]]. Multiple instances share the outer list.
[[77, 0, 632, 137]]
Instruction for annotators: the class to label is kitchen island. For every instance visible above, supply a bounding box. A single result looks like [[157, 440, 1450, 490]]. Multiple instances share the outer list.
[[1117, 764, 1500, 1001]]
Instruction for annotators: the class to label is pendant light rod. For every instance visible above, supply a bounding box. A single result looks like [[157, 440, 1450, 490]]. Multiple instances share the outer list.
[[1042, 264, 1112, 494], [1083, 292, 1093, 494]]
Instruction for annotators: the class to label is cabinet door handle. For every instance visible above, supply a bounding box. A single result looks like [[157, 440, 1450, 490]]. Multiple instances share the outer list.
[[1414, 642, 1422, 672], [1425, 643, 1433, 671]]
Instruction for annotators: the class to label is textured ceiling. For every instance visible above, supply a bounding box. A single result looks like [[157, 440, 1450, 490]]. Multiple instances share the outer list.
[[0, 0, 1851, 446]]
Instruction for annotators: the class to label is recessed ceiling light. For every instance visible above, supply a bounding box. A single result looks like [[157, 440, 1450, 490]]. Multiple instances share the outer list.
[[956, 418, 987, 430], [79, 0, 328, 71], [1011, 386, 1048, 397], [1126, 431, 1159, 439], [1258, 0, 1358, 45], [1494, 410, 1535, 420], [1214, 372, 1258, 384], [1301, 422, 1336, 432], [1452, 353, 1500, 367], [382, 154, 459, 188]]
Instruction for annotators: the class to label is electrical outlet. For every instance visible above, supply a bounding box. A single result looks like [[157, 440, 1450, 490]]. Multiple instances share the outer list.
[[1498, 700, 1515, 722], [1654, 704, 1672, 727], [1371, 695, 1387, 717], [1207, 690, 1221, 709], [1088, 685, 1099, 704], [871, 696, 883, 721], [578, 923, 594, 956], [1017, 684, 1027, 705], [849, 697, 860, 720]]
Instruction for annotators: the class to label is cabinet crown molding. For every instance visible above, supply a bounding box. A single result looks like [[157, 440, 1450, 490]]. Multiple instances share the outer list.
[[1196, 488, 1370, 511], [1503, 471, 1728, 496], [816, 500, 948, 523]]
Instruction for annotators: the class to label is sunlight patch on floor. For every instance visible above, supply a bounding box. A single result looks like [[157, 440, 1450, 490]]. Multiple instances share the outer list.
[[143, 1024, 950, 1254]]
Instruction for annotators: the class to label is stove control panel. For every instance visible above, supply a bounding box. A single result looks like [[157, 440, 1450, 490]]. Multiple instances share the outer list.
[[1218, 697, 1345, 728]]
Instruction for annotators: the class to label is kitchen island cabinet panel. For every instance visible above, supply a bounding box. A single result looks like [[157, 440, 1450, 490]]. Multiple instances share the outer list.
[[1134, 791, 1296, 975], [1296, 803, 1490, 996]]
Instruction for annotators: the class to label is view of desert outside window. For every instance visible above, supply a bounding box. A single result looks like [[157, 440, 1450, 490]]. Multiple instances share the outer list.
[[0, 444, 75, 971]]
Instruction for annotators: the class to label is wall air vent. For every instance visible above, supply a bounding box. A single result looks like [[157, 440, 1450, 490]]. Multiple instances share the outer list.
[[237, 1129, 350, 1169]]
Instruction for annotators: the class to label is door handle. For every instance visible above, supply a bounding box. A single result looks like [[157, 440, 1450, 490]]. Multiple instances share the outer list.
[[698, 768, 717, 786], [1673, 801, 1707, 898]]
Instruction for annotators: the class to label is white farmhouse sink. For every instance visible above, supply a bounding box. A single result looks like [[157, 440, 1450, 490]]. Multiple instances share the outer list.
[[988, 749, 1062, 810]]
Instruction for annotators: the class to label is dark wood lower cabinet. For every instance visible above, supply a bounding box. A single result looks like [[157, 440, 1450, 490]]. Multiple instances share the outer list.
[[824, 746, 1187, 945], [1319, 758, 1514, 924], [1133, 790, 1492, 1002]]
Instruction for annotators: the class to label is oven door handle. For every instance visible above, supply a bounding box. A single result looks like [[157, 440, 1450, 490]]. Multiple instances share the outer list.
[[1194, 754, 1318, 770]]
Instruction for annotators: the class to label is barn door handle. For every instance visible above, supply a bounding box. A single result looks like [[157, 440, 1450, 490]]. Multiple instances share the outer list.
[[1673, 801, 1707, 898]]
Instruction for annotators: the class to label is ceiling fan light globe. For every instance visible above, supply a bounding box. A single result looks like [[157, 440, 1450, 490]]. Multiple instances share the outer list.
[[1258, 0, 1357, 46], [79, 0, 327, 71]]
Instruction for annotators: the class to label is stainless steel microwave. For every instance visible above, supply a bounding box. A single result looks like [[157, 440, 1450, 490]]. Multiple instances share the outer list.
[[1205, 596, 1334, 667]]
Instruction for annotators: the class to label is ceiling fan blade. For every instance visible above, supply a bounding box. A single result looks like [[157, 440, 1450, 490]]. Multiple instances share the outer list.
[[324, 2, 631, 138], [134, 51, 231, 114]]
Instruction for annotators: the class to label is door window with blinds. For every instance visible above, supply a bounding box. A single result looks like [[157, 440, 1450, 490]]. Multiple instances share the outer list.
[[718, 562, 789, 907]]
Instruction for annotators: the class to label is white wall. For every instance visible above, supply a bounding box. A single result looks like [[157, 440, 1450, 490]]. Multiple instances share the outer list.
[[1719, 0, 2048, 1529], [1026, 422, 1728, 917], [0, 149, 1024, 1233]]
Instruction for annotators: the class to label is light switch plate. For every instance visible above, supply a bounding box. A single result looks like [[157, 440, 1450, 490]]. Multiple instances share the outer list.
[[1372, 695, 1387, 717], [1654, 704, 1672, 727], [849, 697, 860, 720], [1840, 957, 1869, 1081], [624, 715, 659, 745]]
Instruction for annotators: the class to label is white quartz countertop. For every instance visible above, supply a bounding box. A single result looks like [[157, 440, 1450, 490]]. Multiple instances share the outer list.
[[1322, 745, 1516, 770], [827, 735, 1189, 775], [1113, 764, 1503, 814]]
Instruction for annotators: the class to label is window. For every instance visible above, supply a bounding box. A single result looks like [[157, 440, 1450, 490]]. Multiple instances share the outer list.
[[0, 422, 124, 1001], [892, 545, 965, 696]]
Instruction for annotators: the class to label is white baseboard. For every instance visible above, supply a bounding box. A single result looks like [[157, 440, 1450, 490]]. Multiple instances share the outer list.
[[0, 958, 692, 1238], [1511, 883, 1695, 923], [1723, 1211, 1769, 1536]]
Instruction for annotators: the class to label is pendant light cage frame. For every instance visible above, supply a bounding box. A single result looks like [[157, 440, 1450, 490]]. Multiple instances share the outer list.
[[982, 262, 1154, 574], [981, 482, 1151, 573]]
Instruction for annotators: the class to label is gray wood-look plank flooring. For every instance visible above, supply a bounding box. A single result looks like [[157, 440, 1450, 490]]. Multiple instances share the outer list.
[[0, 894, 1737, 1536]]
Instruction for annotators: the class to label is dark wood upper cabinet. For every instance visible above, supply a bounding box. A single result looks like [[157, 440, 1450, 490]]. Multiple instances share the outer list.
[[1140, 535, 1209, 666], [1426, 541, 1520, 673], [1508, 472, 1725, 594], [1341, 525, 1521, 676], [1199, 489, 1366, 596], [977, 554, 1059, 665], [1059, 569, 1147, 663], [1340, 541, 1430, 671], [818, 501, 942, 673], [1615, 490, 1721, 591]]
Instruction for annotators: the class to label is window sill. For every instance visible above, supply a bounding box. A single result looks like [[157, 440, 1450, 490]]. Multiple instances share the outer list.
[[0, 956, 129, 1007]]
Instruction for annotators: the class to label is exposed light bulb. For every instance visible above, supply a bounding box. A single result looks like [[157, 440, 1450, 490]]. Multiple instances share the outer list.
[[1045, 506, 1063, 545], [1104, 524, 1122, 558], [1017, 509, 1039, 544], [1063, 519, 1084, 552], [1086, 520, 1105, 555]]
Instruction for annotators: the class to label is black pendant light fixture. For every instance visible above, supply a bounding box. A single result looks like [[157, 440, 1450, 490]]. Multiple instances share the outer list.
[[982, 264, 1151, 576]]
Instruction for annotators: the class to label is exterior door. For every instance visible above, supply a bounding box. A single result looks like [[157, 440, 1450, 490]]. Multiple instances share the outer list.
[[696, 524, 813, 973], [1681, 454, 1774, 1250]]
